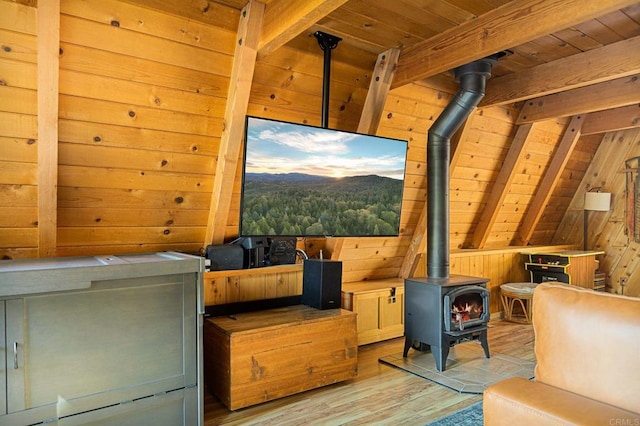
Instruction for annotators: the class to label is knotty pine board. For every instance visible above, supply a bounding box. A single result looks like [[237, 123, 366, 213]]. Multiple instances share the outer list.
[[59, 14, 231, 74], [57, 119, 219, 157], [59, 43, 229, 97], [59, 143, 214, 174], [59, 70, 225, 117], [62, 0, 237, 54], [119, 0, 241, 32], [57, 207, 209, 228], [0, 1, 38, 259]]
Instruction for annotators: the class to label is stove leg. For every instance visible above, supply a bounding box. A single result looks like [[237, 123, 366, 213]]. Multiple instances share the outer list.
[[402, 337, 412, 357], [432, 344, 449, 372], [479, 329, 490, 358]]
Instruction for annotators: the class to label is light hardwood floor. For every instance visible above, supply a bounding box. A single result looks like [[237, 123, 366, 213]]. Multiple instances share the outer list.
[[204, 320, 535, 425]]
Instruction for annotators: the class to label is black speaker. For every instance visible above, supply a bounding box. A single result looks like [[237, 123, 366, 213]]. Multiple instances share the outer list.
[[302, 259, 342, 310], [205, 244, 244, 271]]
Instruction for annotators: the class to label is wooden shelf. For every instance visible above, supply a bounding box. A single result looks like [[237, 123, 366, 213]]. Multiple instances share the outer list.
[[203, 264, 303, 306], [204, 263, 302, 279]]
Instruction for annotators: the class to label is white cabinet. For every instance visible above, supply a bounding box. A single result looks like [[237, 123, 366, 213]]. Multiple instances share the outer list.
[[0, 252, 204, 425]]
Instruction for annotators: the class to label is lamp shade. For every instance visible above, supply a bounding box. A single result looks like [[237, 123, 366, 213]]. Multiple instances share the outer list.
[[584, 192, 611, 211]]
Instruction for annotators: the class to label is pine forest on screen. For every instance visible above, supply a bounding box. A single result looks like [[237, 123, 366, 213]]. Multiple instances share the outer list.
[[240, 117, 408, 237]]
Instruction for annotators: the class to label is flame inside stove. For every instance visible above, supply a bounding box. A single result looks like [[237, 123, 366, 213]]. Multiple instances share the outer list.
[[451, 294, 483, 322]]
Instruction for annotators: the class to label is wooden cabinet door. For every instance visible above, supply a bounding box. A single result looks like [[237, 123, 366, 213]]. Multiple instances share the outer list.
[[379, 288, 404, 330]]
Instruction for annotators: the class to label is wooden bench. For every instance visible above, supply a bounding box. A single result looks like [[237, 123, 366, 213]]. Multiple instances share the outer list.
[[203, 305, 357, 410]]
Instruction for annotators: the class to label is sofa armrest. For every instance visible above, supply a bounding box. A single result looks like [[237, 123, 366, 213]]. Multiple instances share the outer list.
[[484, 377, 640, 426]]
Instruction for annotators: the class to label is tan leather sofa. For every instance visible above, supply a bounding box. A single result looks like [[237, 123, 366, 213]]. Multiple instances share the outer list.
[[484, 283, 640, 425]]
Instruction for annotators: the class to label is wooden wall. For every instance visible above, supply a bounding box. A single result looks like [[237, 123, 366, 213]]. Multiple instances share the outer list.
[[1, 0, 637, 297], [0, 1, 38, 259], [56, 0, 234, 256], [554, 128, 640, 297]]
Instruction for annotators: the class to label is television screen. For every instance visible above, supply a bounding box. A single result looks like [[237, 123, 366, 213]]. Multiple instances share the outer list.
[[239, 116, 408, 238]]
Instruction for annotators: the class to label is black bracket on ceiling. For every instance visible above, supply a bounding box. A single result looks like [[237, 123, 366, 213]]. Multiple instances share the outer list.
[[313, 31, 342, 129]]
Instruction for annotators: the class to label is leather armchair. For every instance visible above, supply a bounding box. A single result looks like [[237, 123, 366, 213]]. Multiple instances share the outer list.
[[484, 283, 640, 425]]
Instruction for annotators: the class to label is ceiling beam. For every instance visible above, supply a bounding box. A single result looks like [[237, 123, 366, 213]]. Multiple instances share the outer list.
[[482, 35, 640, 108], [517, 74, 640, 124], [204, 0, 264, 246], [258, 0, 348, 59], [582, 104, 640, 135], [514, 115, 585, 245], [357, 47, 400, 135], [392, 0, 638, 89], [471, 123, 534, 249], [37, 0, 60, 257]]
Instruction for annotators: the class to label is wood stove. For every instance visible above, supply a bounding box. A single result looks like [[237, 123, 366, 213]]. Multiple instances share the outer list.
[[403, 275, 490, 372], [401, 55, 501, 372]]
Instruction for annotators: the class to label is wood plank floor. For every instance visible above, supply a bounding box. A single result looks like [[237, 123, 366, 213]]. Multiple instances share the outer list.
[[203, 320, 535, 425]]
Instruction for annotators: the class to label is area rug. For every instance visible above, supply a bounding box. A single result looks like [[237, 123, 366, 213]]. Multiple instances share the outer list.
[[426, 401, 483, 426], [379, 341, 535, 394]]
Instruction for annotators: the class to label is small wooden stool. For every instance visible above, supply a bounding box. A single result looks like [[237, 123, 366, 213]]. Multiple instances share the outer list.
[[500, 282, 539, 324]]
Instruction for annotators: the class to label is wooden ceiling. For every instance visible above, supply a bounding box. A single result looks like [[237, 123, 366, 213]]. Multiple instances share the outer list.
[[111, 0, 640, 256], [127, 0, 640, 118], [125, 0, 640, 136]]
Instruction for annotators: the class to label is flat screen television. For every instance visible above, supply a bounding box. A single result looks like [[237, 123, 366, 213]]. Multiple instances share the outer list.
[[239, 116, 408, 238]]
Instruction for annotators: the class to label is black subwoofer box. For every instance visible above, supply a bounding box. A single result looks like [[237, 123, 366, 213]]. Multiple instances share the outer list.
[[205, 244, 244, 271], [302, 259, 342, 310]]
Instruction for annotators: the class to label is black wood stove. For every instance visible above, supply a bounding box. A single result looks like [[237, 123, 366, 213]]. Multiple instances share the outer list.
[[403, 275, 490, 372], [402, 54, 502, 372]]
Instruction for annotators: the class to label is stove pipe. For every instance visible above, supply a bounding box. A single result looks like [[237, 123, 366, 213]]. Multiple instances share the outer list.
[[427, 55, 499, 279]]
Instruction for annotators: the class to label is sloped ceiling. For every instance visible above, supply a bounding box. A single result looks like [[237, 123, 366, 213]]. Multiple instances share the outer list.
[[153, 0, 639, 247], [25, 0, 638, 264]]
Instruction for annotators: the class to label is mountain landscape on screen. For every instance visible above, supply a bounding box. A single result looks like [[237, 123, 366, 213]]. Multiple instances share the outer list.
[[240, 116, 408, 237]]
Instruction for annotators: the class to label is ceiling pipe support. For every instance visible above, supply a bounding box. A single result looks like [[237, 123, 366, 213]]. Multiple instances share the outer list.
[[314, 31, 342, 129]]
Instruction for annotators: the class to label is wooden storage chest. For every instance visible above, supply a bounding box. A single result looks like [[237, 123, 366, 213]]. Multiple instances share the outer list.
[[204, 305, 357, 410], [341, 278, 404, 345]]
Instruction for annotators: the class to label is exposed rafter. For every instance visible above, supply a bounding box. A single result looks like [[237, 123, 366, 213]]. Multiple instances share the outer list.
[[471, 123, 534, 249], [392, 0, 638, 89], [449, 112, 478, 176], [582, 104, 640, 135], [514, 115, 586, 245], [204, 0, 264, 246], [357, 47, 400, 135], [482, 36, 640, 108], [517, 74, 640, 124], [37, 0, 60, 257], [258, 0, 348, 58]]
